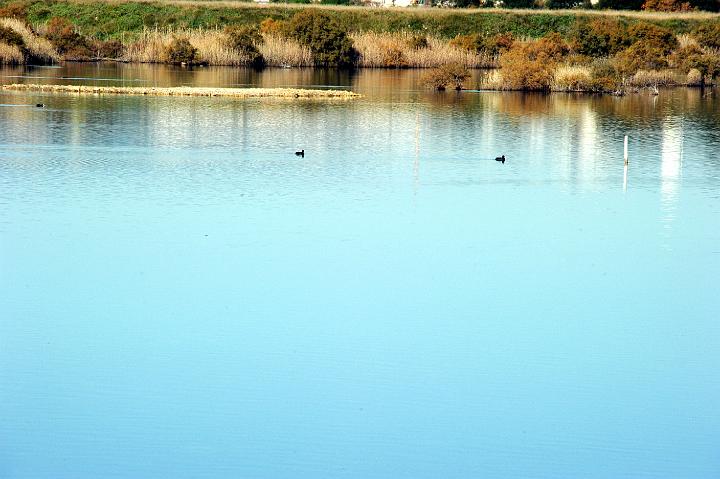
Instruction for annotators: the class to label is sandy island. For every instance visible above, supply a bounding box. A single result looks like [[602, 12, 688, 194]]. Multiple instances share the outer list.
[[1, 84, 361, 99]]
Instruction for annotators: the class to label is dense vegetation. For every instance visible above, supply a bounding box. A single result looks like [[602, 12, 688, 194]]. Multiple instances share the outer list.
[[0, 0, 719, 91], [0, 0, 718, 40]]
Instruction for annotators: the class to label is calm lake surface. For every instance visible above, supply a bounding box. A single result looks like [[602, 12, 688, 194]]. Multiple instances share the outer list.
[[1, 64, 719, 478]]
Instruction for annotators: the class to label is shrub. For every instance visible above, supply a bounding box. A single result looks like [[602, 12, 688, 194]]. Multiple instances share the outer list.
[[380, 43, 407, 68], [287, 10, 357, 67], [164, 37, 199, 64], [570, 19, 631, 57], [0, 24, 24, 48], [0, 2, 27, 19], [498, 43, 556, 90], [693, 23, 720, 49], [628, 22, 678, 54], [642, 0, 694, 11], [681, 51, 720, 84], [407, 34, 429, 50], [95, 39, 123, 59], [260, 18, 288, 37], [450, 32, 514, 56], [449, 33, 482, 52], [533, 32, 569, 61], [422, 62, 470, 90], [614, 41, 668, 75], [483, 32, 515, 56], [686, 68, 703, 85], [224, 25, 265, 67], [44, 17, 92, 59]]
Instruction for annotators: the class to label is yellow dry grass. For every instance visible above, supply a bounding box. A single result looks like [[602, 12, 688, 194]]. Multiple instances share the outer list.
[[0, 42, 23, 64], [259, 34, 313, 67], [0, 17, 59, 63], [552, 64, 593, 91], [351, 32, 495, 69], [1, 83, 361, 99], [124, 28, 312, 66], [628, 69, 681, 87]]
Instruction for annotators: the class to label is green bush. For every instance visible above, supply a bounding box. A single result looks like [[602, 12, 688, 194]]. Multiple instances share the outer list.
[[693, 23, 720, 49], [224, 24, 265, 67], [287, 10, 357, 67], [614, 40, 668, 75], [570, 19, 631, 57], [627, 22, 678, 54], [164, 37, 199, 64], [422, 62, 470, 90], [483, 32, 515, 55]]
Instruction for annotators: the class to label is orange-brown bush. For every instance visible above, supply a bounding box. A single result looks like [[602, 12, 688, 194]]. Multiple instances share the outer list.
[[498, 43, 557, 91], [641, 0, 694, 11], [449, 32, 514, 56], [259, 18, 288, 37], [0, 2, 26, 19], [422, 62, 470, 90], [44, 17, 92, 60]]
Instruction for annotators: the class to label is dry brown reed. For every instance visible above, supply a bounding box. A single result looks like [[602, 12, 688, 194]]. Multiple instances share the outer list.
[[627, 69, 681, 87], [0, 42, 23, 64], [124, 28, 312, 66], [552, 65, 594, 91], [258, 34, 313, 67], [1, 83, 361, 99], [351, 32, 496, 69], [0, 17, 58, 63]]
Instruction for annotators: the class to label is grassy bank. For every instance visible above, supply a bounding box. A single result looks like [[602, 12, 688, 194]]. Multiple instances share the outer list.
[[1, 82, 362, 98], [0, 0, 719, 40], [1, 1, 719, 93]]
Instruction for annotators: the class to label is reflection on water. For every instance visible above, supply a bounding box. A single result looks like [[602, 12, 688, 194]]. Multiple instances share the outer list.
[[1, 64, 719, 479]]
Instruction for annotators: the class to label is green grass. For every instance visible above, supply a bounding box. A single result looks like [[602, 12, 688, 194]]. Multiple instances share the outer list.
[[1, 0, 718, 40]]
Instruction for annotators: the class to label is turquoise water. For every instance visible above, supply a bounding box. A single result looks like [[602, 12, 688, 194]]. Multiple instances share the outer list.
[[1, 65, 720, 478]]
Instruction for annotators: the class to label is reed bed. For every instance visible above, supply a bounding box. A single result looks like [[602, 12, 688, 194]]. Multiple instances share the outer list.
[[123, 28, 313, 66], [0, 42, 22, 64], [258, 34, 313, 68], [0, 17, 58, 63], [627, 69, 682, 87], [351, 32, 496, 69], [1, 83, 361, 99], [552, 64, 594, 91]]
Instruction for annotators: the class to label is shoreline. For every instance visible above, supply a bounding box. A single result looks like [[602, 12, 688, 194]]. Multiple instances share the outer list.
[[0, 83, 362, 99]]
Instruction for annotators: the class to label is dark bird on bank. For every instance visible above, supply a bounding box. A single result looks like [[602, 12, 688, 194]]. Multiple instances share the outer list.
[[36, 103, 45, 108], [295, 149, 304, 157], [495, 155, 505, 164]]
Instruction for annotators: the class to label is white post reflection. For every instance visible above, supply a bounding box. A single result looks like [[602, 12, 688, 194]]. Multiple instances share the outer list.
[[660, 118, 683, 236]]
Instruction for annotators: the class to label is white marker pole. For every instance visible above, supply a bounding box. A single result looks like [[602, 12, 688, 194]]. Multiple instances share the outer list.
[[624, 135, 629, 165]]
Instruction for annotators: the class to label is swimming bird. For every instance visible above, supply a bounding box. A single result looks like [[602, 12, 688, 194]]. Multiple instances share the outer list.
[[495, 155, 505, 164], [295, 149, 304, 157], [36, 103, 45, 108]]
